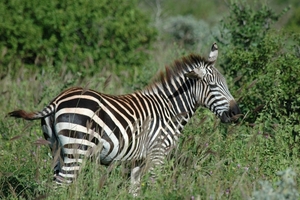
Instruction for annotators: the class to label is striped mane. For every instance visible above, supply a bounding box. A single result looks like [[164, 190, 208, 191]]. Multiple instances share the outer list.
[[145, 54, 211, 91]]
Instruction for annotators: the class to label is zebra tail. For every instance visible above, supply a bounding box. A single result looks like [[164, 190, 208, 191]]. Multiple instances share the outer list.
[[7, 105, 54, 120]]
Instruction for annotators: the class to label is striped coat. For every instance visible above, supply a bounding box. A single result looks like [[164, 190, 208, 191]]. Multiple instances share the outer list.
[[8, 43, 241, 194]]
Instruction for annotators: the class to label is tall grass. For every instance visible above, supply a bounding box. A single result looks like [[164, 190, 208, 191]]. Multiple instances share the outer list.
[[1, 54, 299, 199]]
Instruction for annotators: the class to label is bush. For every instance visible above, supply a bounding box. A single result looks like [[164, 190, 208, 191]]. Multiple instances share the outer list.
[[163, 16, 211, 48], [252, 168, 299, 200], [159, 15, 218, 52], [219, 1, 300, 133], [285, 6, 300, 33], [220, 2, 288, 49], [0, 0, 157, 77]]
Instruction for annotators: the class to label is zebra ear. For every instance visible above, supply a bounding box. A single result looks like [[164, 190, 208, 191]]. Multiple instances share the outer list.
[[184, 67, 206, 80], [208, 42, 218, 63]]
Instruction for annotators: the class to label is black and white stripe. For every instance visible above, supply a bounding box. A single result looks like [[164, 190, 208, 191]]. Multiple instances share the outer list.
[[8, 43, 241, 194]]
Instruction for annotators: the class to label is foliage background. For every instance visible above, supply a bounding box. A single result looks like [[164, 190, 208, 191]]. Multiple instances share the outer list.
[[0, 0, 157, 81], [0, 0, 300, 199]]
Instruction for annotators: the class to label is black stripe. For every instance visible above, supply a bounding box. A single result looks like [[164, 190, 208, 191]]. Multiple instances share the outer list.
[[131, 94, 146, 118], [53, 88, 103, 104], [60, 129, 100, 145], [57, 98, 100, 112]]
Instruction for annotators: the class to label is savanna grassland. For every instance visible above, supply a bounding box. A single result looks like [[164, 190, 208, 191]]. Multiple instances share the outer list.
[[1, 0, 300, 199]]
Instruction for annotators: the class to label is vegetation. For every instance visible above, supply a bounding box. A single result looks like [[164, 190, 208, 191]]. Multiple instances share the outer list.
[[1, 0, 299, 199], [0, 0, 157, 79]]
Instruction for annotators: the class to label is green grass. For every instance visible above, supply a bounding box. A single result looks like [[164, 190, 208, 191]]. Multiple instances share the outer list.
[[1, 1, 300, 196], [0, 61, 299, 199], [1, 0, 300, 199]]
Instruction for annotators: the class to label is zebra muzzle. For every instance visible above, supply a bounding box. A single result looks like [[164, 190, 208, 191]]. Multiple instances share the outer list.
[[220, 100, 241, 123]]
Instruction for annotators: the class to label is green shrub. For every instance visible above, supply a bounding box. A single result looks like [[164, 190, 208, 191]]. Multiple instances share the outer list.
[[252, 168, 299, 200], [156, 15, 220, 53], [219, 1, 300, 131], [0, 0, 157, 78], [220, 1, 288, 49], [163, 16, 212, 48], [285, 6, 300, 33]]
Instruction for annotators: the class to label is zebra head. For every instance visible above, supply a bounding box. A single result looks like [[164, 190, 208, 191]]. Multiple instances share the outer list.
[[185, 43, 241, 123]]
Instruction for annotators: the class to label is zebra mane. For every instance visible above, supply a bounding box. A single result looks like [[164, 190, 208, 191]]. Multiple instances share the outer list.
[[145, 54, 211, 91]]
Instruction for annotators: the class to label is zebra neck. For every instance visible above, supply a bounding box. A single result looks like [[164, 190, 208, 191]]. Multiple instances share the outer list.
[[167, 91, 197, 131], [142, 78, 198, 131]]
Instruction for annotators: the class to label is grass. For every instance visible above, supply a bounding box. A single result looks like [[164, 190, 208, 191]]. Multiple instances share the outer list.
[[0, 44, 299, 199]]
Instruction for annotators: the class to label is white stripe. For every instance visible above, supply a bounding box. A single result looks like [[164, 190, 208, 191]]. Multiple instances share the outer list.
[[56, 95, 102, 105], [64, 157, 83, 164], [58, 135, 96, 148], [55, 122, 102, 142], [63, 147, 89, 156], [62, 166, 81, 171], [59, 172, 76, 178]]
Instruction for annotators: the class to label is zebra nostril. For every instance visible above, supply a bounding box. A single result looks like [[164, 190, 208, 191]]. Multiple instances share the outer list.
[[228, 102, 242, 122], [229, 101, 241, 115], [231, 109, 238, 116], [230, 111, 235, 116]]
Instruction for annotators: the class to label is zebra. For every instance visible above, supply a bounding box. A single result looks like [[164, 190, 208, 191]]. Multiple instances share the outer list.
[[8, 43, 241, 194]]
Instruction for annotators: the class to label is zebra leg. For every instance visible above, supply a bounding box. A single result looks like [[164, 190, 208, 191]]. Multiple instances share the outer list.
[[56, 139, 85, 184], [129, 166, 142, 196], [41, 117, 64, 184], [145, 140, 170, 186], [128, 149, 167, 196], [55, 130, 102, 184], [147, 156, 164, 185]]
